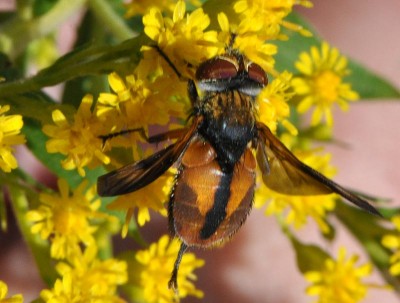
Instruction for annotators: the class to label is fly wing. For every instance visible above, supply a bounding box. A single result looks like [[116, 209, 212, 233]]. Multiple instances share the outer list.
[[97, 117, 202, 197], [256, 122, 380, 216]]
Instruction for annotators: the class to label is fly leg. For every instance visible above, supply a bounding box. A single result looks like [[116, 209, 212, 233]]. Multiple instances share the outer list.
[[99, 127, 189, 148], [168, 242, 188, 292]]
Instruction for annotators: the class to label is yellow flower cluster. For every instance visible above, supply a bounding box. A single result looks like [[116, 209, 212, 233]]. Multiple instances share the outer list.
[[26, 179, 127, 302], [42, 95, 111, 177], [26, 178, 116, 260], [292, 42, 359, 126], [256, 71, 297, 134], [142, 1, 220, 77], [40, 246, 127, 303], [0, 105, 25, 173], [134, 235, 204, 303], [305, 247, 372, 303]]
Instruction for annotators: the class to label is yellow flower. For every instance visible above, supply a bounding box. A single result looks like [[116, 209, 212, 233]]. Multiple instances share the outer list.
[[97, 72, 186, 137], [234, 0, 312, 39], [216, 13, 277, 73], [26, 179, 111, 260], [382, 215, 400, 275], [292, 42, 359, 127], [108, 172, 173, 229], [41, 245, 127, 303], [0, 105, 25, 172], [255, 140, 337, 234], [135, 235, 204, 302], [305, 247, 372, 303], [142, 0, 220, 73], [256, 71, 297, 135], [0, 280, 23, 303], [42, 95, 110, 177]]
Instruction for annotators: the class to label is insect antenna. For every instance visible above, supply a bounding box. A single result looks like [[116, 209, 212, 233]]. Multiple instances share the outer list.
[[150, 45, 190, 82], [99, 126, 191, 149], [228, 32, 237, 50]]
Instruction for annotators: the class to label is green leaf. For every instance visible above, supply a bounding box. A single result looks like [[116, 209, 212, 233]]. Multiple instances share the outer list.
[[379, 207, 400, 219], [335, 202, 400, 291], [347, 60, 400, 99], [0, 34, 150, 98], [33, 0, 59, 17], [288, 232, 330, 273]]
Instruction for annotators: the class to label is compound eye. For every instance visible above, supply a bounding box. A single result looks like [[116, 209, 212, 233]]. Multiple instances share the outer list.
[[196, 56, 238, 81], [247, 62, 268, 86]]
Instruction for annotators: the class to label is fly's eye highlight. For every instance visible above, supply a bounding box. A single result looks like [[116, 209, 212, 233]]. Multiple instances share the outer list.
[[196, 56, 238, 81], [247, 62, 268, 86]]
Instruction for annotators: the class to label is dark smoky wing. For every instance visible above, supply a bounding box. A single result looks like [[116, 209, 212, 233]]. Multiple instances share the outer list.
[[256, 122, 381, 216], [97, 117, 203, 197], [97, 145, 176, 196]]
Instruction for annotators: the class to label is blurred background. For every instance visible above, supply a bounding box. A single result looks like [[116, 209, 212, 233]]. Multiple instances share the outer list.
[[1, 0, 399, 302]]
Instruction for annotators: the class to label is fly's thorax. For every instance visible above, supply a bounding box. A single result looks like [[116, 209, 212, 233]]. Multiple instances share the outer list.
[[195, 90, 256, 167]]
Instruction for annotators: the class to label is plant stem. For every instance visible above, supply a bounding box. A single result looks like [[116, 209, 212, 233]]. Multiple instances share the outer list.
[[9, 186, 57, 285], [88, 0, 136, 41]]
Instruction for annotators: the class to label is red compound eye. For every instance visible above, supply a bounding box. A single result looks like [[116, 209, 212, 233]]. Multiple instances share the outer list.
[[196, 56, 238, 81], [247, 62, 268, 86]]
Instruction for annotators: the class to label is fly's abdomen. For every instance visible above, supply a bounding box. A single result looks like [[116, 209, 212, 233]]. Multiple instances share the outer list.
[[169, 138, 256, 247]]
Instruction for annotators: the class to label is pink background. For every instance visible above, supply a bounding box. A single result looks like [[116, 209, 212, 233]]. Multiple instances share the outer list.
[[1, 0, 400, 302]]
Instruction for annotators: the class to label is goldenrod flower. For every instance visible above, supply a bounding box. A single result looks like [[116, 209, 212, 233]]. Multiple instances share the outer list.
[[216, 12, 277, 73], [97, 72, 186, 138], [382, 215, 400, 275], [234, 0, 312, 39], [27, 179, 110, 260], [41, 245, 127, 303], [305, 247, 372, 303], [0, 105, 25, 173], [255, 141, 336, 234], [135, 235, 204, 302], [42, 95, 110, 177], [292, 42, 359, 127], [0, 280, 23, 303], [256, 71, 297, 135], [217, 0, 312, 72], [108, 172, 173, 228], [142, 0, 220, 72]]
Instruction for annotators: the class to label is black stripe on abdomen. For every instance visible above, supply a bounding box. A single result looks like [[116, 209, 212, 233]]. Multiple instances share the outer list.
[[200, 171, 233, 239]]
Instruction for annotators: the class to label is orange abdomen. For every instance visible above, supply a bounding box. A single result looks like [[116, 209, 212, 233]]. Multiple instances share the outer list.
[[170, 138, 256, 247]]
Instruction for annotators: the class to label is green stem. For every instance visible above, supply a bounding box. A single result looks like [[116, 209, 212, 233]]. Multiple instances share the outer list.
[[0, 0, 86, 58], [8, 186, 57, 285], [88, 0, 136, 41]]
